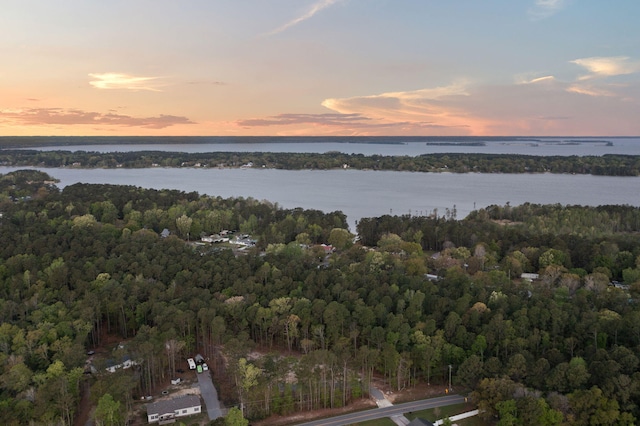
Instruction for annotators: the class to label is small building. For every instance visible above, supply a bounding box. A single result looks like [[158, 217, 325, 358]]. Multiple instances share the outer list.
[[105, 355, 138, 373], [319, 244, 334, 254], [202, 234, 229, 243], [521, 273, 540, 282], [611, 281, 630, 290], [235, 236, 256, 247], [147, 394, 202, 424]]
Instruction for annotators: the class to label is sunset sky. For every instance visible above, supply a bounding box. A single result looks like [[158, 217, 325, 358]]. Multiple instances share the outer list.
[[2, 0, 639, 137]]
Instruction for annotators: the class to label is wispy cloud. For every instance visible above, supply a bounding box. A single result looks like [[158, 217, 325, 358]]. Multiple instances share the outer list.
[[186, 80, 226, 86], [519, 75, 556, 84], [0, 108, 194, 129], [528, 0, 567, 20], [566, 84, 615, 97], [266, 0, 342, 36], [89, 73, 162, 91], [321, 82, 469, 124], [571, 56, 640, 79], [237, 113, 368, 127]]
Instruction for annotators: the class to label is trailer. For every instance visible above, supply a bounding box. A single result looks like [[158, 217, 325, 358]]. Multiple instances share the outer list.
[[187, 358, 196, 370]]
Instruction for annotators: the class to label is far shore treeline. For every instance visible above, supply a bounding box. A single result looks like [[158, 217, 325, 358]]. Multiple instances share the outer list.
[[0, 149, 639, 176]]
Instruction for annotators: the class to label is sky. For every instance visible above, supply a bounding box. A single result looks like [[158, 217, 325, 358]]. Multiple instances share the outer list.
[[1, 0, 640, 137]]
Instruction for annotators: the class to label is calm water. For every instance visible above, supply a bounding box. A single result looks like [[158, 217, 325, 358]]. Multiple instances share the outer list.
[[2, 166, 638, 231], [10, 137, 640, 156]]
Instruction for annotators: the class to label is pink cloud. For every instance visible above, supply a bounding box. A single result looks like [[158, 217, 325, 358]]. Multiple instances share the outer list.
[[234, 112, 466, 136], [0, 108, 195, 129], [237, 113, 368, 127]]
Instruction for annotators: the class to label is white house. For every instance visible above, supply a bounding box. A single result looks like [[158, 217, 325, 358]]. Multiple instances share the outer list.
[[521, 273, 540, 282], [147, 394, 202, 423], [105, 355, 138, 373], [202, 234, 229, 243]]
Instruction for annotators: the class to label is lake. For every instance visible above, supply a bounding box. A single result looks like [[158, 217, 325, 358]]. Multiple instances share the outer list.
[[1, 166, 638, 231]]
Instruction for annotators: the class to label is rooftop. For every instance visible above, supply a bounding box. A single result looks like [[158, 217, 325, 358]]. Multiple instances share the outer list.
[[147, 394, 201, 415]]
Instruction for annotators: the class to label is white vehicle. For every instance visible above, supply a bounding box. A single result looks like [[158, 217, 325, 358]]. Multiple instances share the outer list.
[[187, 358, 196, 370], [202, 363, 209, 371]]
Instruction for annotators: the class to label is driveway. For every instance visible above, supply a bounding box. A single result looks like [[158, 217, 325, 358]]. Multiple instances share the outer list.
[[196, 370, 223, 420]]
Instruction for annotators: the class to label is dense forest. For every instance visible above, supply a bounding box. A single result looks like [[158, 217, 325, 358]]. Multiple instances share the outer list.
[[1, 170, 640, 425], [1, 149, 640, 176]]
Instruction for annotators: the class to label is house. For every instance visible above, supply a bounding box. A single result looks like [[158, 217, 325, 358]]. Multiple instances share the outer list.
[[319, 244, 334, 254], [147, 394, 202, 423], [611, 281, 630, 290], [105, 355, 138, 373], [234, 236, 256, 247], [521, 273, 540, 282], [202, 234, 229, 243]]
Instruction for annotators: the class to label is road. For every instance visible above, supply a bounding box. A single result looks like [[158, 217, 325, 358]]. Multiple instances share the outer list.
[[294, 394, 466, 426], [196, 370, 223, 420]]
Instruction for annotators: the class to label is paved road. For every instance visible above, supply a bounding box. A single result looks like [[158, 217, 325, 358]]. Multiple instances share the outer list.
[[294, 394, 466, 426], [196, 370, 223, 420]]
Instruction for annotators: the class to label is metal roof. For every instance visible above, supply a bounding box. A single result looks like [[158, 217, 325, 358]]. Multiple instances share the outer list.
[[147, 394, 201, 415]]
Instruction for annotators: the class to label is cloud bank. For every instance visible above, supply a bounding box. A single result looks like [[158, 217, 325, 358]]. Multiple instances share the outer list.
[[0, 108, 194, 129], [234, 53, 640, 136]]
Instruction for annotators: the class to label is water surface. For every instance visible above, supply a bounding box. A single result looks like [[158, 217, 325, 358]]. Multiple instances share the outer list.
[[2, 166, 637, 231]]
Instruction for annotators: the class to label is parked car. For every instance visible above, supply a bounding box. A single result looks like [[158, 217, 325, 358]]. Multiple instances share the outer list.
[[187, 358, 196, 370], [197, 364, 203, 373], [202, 363, 209, 371]]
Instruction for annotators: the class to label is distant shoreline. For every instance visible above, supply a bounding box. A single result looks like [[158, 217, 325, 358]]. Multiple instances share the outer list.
[[0, 135, 637, 149], [0, 149, 638, 176]]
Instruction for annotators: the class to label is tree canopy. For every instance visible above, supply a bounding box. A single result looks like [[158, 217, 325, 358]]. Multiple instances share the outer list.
[[1, 170, 640, 424]]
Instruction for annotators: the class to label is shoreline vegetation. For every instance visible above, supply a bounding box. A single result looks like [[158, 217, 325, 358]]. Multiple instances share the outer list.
[[0, 149, 638, 176]]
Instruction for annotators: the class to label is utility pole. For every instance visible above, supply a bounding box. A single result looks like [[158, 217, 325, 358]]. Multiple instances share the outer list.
[[448, 364, 452, 391]]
